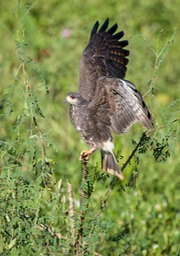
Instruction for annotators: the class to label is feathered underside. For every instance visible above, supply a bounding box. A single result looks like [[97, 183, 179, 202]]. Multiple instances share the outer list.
[[78, 18, 130, 101]]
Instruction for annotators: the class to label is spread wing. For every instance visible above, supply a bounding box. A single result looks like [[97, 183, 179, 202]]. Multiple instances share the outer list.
[[79, 18, 130, 101], [90, 77, 154, 134]]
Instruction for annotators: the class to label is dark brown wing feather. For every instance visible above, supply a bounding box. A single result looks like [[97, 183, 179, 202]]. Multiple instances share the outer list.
[[90, 77, 153, 134], [79, 18, 130, 101]]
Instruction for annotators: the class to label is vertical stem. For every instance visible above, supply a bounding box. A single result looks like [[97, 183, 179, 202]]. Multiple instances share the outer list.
[[74, 162, 89, 255], [33, 116, 46, 161], [67, 182, 76, 247]]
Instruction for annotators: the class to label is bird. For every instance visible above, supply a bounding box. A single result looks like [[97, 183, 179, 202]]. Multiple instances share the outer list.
[[65, 18, 153, 180]]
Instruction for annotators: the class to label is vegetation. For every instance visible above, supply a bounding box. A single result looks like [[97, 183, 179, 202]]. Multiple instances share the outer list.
[[0, 0, 179, 255]]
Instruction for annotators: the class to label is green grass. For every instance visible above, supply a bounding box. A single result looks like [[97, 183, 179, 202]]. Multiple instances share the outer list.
[[0, 0, 179, 255]]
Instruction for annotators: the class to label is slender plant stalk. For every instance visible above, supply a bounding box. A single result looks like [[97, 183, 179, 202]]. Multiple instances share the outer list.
[[74, 161, 89, 255], [67, 182, 76, 247], [33, 116, 46, 161]]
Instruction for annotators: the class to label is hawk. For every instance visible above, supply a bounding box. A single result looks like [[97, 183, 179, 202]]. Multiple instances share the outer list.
[[65, 19, 153, 180]]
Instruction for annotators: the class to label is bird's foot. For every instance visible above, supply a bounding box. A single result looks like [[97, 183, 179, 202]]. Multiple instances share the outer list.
[[79, 149, 95, 162]]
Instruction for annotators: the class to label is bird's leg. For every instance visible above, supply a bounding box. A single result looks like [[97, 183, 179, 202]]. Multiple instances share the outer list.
[[79, 148, 96, 162]]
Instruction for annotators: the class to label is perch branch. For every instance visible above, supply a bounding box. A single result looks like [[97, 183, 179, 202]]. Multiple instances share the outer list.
[[74, 161, 90, 255]]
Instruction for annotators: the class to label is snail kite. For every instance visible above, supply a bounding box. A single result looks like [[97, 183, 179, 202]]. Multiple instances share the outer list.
[[65, 18, 153, 180]]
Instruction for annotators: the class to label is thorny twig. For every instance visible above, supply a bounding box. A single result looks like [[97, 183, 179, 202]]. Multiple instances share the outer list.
[[88, 132, 148, 236], [100, 133, 147, 211]]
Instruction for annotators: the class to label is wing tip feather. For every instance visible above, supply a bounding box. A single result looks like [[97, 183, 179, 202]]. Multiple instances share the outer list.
[[90, 20, 99, 39], [98, 18, 109, 33]]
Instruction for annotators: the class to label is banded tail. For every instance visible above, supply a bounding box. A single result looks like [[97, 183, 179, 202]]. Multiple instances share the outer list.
[[101, 150, 124, 180]]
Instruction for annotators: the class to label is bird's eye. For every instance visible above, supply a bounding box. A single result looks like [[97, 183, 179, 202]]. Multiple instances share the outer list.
[[71, 95, 75, 99]]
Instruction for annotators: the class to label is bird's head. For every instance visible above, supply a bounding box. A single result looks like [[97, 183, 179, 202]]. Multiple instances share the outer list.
[[64, 93, 86, 106]]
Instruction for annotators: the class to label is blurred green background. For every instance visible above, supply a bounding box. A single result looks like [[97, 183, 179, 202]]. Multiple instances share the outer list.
[[0, 0, 179, 255]]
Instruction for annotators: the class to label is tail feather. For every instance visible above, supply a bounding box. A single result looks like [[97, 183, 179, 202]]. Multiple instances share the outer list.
[[101, 150, 124, 180]]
